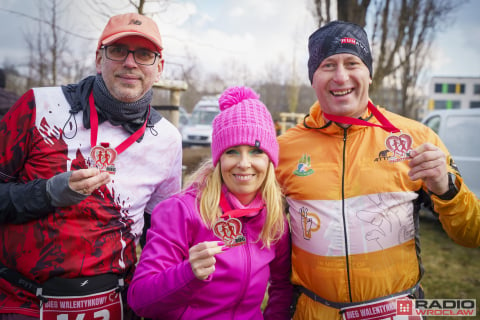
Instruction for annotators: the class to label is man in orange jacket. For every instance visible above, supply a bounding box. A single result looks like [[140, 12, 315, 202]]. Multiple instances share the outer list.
[[276, 20, 479, 320]]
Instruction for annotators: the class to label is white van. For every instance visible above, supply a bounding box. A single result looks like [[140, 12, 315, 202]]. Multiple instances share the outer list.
[[422, 109, 480, 198], [182, 96, 220, 147]]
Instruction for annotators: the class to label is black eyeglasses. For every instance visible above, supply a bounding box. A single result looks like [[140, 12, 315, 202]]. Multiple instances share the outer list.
[[101, 45, 162, 66]]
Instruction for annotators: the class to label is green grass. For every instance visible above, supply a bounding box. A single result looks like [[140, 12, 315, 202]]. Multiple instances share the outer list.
[[418, 218, 479, 319]]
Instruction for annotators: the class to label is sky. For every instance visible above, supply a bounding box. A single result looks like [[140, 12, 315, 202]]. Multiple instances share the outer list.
[[1, 0, 479, 87]]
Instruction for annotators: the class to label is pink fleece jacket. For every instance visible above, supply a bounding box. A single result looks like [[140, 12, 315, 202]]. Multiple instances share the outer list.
[[127, 188, 292, 319]]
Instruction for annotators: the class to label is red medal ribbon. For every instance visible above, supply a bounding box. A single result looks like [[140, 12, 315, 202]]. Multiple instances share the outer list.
[[89, 92, 149, 154], [323, 101, 400, 133]]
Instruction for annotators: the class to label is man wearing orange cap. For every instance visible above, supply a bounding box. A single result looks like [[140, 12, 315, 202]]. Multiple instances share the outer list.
[[0, 13, 182, 319]]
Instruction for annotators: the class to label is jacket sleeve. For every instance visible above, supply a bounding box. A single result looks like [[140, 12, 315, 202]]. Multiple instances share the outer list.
[[263, 218, 293, 320], [0, 90, 55, 224], [432, 172, 480, 248], [127, 195, 209, 318], [0, 179, 54, 224]]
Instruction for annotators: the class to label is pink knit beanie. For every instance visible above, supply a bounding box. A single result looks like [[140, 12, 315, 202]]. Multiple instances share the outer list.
[[211, 86, 279, 167]]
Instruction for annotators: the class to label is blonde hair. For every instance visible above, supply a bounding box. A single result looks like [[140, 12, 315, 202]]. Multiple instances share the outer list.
[[183, 159, 286, 248]]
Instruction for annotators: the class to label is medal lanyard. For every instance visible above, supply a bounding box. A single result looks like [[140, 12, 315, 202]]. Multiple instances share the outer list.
[[219, 192, 264, 219], [89, 92, 149, 154], [323, 101, 400, 133]]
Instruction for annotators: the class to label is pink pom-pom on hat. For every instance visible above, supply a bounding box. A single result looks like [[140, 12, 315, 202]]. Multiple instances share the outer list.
[[212, 86, 279, 167], [218, 86, 260, 111]]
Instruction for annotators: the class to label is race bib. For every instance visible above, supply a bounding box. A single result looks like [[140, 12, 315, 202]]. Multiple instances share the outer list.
[[341, 294, 421, 320], [40, 288, 123, 320]]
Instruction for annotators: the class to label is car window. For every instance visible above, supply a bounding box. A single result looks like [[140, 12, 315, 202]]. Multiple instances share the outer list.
[[423, 115, 441, 134], [190, 110, 219, 125], [180, 114, 189, 125], [442, 115, 480, 157], [179, 108, 189, 126]]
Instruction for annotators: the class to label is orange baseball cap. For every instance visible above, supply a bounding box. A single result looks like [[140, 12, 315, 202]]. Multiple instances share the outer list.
[[97, 13, 162, 52]]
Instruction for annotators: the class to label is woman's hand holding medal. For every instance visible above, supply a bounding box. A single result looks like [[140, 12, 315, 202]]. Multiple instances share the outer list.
[[188, 241, 229, 280]]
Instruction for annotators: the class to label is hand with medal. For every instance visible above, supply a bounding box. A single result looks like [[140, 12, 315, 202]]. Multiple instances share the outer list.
[[46, 168, 112, 207], [69, 168, 111, 195], [407, 142, 450, 196], [188, 241, 228, 280]]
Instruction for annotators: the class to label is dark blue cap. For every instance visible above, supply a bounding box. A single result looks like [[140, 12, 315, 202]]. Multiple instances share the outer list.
[[308, 20, 373, 83]]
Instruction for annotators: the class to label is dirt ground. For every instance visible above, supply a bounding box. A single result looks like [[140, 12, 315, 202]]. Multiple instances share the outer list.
[[182, 146, 211, 177]]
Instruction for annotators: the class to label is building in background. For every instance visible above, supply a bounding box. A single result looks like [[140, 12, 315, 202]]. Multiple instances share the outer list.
[[427, 76, 480, 111]]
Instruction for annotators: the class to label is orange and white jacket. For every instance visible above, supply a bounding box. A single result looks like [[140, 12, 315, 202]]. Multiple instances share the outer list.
[[276, 101, 480, 320]]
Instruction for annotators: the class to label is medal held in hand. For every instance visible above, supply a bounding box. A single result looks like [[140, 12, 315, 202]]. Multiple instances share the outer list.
[[385, 131, 414, 163], [90, 142, 117, 174], [214, 216, 246, 247]]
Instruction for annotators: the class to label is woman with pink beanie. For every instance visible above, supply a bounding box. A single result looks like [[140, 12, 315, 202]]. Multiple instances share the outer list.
[[127, 86, 292, 319]]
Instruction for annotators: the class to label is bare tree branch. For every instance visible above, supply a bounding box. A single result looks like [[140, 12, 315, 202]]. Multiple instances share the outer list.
[[0, 7, 95, 40], [311, 0, 466, 118]]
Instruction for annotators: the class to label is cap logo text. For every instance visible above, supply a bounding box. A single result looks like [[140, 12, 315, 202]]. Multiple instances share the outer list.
[[341, 37, 357, 45], [128, 19, 142, 26]]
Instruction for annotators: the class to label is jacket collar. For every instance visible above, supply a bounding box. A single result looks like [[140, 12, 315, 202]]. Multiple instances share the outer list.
[[304, 100, 379, 135]]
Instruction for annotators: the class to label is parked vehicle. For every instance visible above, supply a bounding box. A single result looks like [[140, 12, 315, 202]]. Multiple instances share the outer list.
[[182, 96, 220, 147], [421, 108, 480, 217]]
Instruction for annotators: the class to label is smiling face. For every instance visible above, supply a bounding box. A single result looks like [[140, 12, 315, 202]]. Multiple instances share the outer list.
[[95, 36, 163, 103], [312, 53, 371, 121], [219, 145, 270, 205]]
